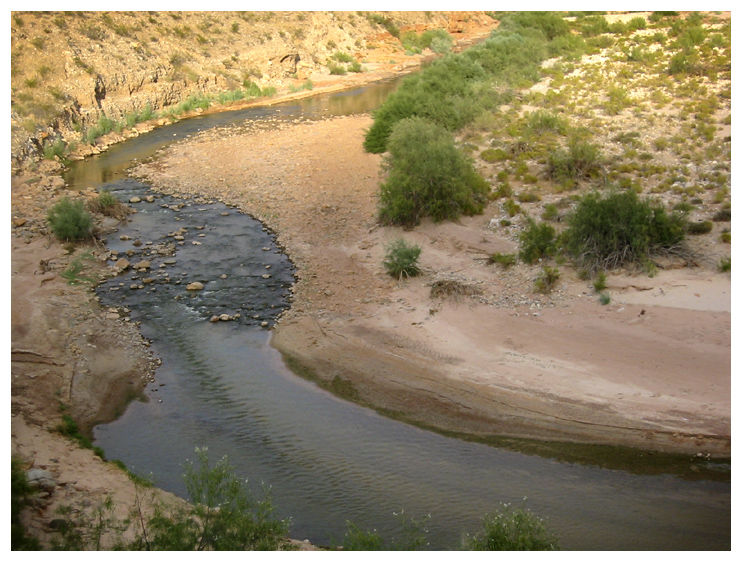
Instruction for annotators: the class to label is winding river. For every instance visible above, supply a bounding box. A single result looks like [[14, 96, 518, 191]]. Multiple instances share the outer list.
[[66, 80, 730, 550]]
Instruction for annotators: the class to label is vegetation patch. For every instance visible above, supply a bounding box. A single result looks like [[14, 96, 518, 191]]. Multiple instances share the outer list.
[[563, 189, 686, 273], [47, 197, 93, 242], [430, 279, 483, 301], [382, 238, 422, 279], [462, 503, 560, 551], [378, 117, 489, 227]]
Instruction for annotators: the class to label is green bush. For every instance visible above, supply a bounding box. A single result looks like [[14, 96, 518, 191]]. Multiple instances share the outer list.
[[563, 189, 686, 272], [686, 220, 713, 234], [363, 21, 553, 153], [378, 118, 489, 226], [489, 252, 517, 268], [47, 197, 93, 241], [462, 504, 559, 551], [383, 238, 422, 279], [547, 139, 602, 183], [134, 449, 289, 550], [519, 219, 557, 264]]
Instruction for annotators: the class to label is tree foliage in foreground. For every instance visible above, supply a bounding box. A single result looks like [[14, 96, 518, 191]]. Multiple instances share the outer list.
[[131, 448, 289, 550], [378, 117, 489, 227], [462, 503, 560, 551]]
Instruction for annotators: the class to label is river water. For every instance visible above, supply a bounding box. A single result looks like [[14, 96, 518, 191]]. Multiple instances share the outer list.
[[70, 80, 731, 550]]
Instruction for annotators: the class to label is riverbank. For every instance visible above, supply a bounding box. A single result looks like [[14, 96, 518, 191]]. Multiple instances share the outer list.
[[9, 21, 499, 548], [132, 113, 730, 457]]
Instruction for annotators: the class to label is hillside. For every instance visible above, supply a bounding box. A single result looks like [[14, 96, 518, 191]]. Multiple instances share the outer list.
[[10, 10, 495, 168]]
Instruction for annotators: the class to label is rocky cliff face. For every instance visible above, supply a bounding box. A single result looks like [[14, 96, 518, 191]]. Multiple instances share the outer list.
[[10, 11, 497, 169]]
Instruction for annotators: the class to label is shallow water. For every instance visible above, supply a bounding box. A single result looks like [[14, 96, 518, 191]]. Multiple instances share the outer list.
[[86, 82, 730, 551]]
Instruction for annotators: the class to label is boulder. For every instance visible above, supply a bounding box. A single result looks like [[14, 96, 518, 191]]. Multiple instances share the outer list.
[[186, 282, 204, 291], [26, 469, 56, 493]]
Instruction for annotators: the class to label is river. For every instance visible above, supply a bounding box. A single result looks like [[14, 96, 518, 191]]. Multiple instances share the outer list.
[[66, 80, 730, 551]]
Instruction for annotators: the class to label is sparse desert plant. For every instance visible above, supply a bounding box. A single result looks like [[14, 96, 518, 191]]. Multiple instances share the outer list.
[[383, 238, 422, 279], [718, 256, 731, 272], [535, 266, 560, 294], [686, 220, 713, 235], [598, 292, 611, 305], [47, 197, 93, 242], [593, 271, 607, 292], [519, 219, 557, 264], [541, 203, 559, 221], [489, 252, 517, 268], [712, 208, 731, 222], [547, 139, 602, 184], [87, 190, 131, 220], [430, 279, 482, 301]]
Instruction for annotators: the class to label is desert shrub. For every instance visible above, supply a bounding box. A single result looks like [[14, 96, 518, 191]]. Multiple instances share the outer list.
[[547, 139, 602, 183], [519, 219, 557, 264], [718, 256, 731, 272], [489, 252, 517, 268], [481, 148, 509, 163], [401, 29, 452, 54], [88, 190, 130, 220], [364, 23, 551, 153], [563, 189, 686, 272], [494, 182, 514, 199], [578, 15, 610, 37], [430, 279, 482, 301], [462, 504, 559, 551], [525, 110, 569, 135], [502, 198, 521, 217], [47, 197, 93, 242], [517, 192, 541, 203], [598, 292, 611, 305], [535, 266, 560, 293], [339, 511, 430, 551], [541, 203, 559, 221], [593, 271, 607, 292], [383, 238, 422, 279], [363, 54, 489, 153], [686, 220, 713, 235], [378, 118, 489, 226], [712, 208, 731, 222], [327, 62, 347, 75]]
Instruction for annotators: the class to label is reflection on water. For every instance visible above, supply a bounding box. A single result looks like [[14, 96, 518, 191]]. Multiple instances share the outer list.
[[89, 78, 729, 551]]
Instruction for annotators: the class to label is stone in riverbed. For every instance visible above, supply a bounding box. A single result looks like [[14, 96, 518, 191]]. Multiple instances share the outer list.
[[186, 282, 204, 291]]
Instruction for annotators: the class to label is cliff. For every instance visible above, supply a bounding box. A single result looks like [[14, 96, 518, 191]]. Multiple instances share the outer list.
[[10, 10, 497, 169]]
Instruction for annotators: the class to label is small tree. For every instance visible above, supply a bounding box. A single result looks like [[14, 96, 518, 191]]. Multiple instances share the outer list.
[[47, 197, 93, 241], [378, 117, 489, 227]]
